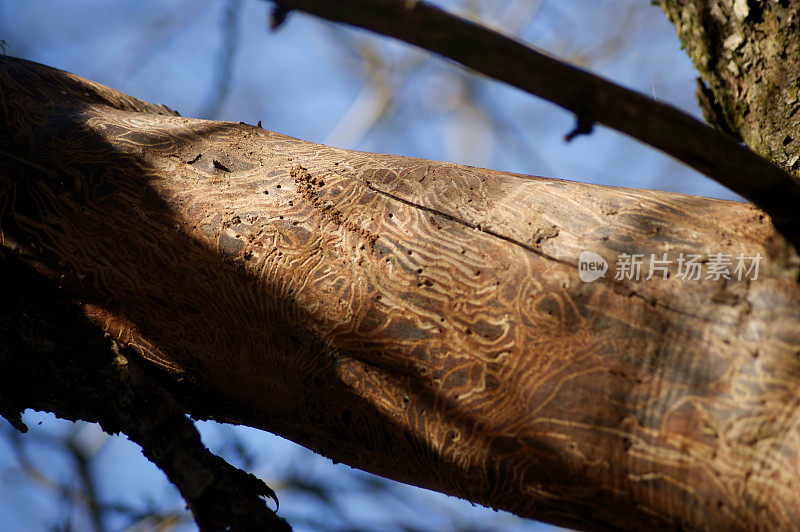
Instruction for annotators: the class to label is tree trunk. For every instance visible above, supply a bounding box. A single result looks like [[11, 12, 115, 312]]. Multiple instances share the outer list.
[[658, 0, 800, 175], [2, 55, 800, 530]]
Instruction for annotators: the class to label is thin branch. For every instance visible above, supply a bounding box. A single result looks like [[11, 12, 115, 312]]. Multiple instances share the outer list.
[[0, 249, 291, 532], [267, 0, 800, 247], [199, 0, 243, 119]]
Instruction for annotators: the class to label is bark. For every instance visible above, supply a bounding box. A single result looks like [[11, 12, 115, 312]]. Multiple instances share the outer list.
[[3, 55, 800, 530], [657, 0, 800, 176]]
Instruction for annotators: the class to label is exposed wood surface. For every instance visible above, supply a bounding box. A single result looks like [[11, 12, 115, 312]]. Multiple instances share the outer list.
[[3, 56, 800, 530]]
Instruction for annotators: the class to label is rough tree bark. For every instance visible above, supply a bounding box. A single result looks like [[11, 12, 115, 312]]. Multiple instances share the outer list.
[[2, 1, 800, 530], [658, 0, 800, 174]]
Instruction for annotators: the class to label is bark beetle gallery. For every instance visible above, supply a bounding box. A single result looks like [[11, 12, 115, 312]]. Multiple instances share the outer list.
[[3, 0, 800, 528]]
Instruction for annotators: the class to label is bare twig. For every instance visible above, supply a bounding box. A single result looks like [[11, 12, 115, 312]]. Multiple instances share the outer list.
[[0, 249, 290, 532], [199, 0, 243, 119], [266, 0, 800, 246]]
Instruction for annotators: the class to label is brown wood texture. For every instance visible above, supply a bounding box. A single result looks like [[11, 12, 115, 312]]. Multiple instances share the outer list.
[[3, 56, 800, 530]]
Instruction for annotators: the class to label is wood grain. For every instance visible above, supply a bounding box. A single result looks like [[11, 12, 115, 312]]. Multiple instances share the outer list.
[[2, 56, 800, 530]]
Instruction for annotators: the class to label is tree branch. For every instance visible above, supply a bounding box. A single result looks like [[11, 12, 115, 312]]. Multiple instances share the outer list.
[[267, 0, 800, 248], [0, 249, 290, 532], [3, 55, 800, 530], [657, 0, 800, 174]]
